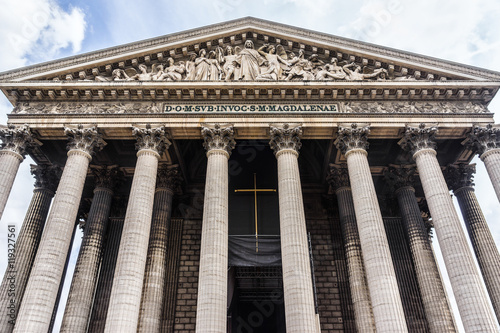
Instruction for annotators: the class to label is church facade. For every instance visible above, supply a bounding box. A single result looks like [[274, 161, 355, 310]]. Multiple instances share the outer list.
[[0, 17, 499, 333]]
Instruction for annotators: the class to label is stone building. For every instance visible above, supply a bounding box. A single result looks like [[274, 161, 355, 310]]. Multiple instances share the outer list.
[[0, 17, 499, 333]]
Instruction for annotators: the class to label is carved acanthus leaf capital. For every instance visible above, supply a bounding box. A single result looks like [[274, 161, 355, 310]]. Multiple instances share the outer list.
[[466, 124, 500, 157], [399, 123, 437, 156], [384, 165, 418, 192], [133, 124, 171, 155], [0, 124, 39, 158], [157, 165, 182, 192], [65, 125, 106, 156], [444, 164, 475, 192], [30, 164, 62, 193], [269, 124, 302, 155], [91, 165, 122, 191], [201, 124, 236, 155], [335, 124, 370, 155], [327, 164, 350, 191]]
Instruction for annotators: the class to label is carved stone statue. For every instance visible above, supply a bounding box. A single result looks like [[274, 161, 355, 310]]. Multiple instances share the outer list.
[[234, 40, 265, 80]]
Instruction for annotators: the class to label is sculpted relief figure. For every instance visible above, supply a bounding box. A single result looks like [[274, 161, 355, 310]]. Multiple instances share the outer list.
[[285, 49, 315, 80], [234, 40, 265, 80], [216, 45, 239, 81], [95, 68, 131, 81], [256, 44, 289, 81], [194, 49, 211, 80], [315, 58, 347, 80], [343, 62, 388, 81], [207, 51, 222, 80], [194, 50, 221, 81], [185, 53, 197, 80], [129, 64, 155, 81], [80, 39, 432, 83], [155, 58, 185, 81]]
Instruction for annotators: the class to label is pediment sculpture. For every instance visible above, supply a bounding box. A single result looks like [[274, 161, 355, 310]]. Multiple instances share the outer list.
[[62, 41, 418, 83]]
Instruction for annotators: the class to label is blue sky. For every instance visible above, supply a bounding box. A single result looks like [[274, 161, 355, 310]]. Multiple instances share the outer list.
[[1, 0, 499, 331]]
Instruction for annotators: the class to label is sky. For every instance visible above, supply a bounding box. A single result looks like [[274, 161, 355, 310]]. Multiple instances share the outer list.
[[0, 0, 499, 332]]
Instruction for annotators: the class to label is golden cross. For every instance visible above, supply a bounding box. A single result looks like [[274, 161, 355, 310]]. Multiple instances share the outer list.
[[234, 173, 276, 252]]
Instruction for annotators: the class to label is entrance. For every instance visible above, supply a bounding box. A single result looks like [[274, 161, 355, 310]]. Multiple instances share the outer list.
[[227, 142, 286, 332], [228, 267, 286, 333]]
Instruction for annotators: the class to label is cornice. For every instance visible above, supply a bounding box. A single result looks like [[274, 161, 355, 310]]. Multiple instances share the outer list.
[[2, 81, 496, 105]]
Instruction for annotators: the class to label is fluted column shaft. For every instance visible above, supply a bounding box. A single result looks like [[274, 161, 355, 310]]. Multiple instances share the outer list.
[[13, 150, 92, 332], [138, 185, 174, 332], [196, 150, 230, 332], [481, 149, 500, 202], [413, 149, 497, 332], [396, 186, 456, 332], [345, 149, 408, 331], [60, 185, 114, 332], [0, 151, 23, 219], [0, 187, 54, 333], [104, 150, 160, 332], [454, 186, 500, 321], [276, 149, 318, 332], [335, 187, 375, 332]]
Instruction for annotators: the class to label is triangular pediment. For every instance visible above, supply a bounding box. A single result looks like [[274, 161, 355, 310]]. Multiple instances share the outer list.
[[1, 17, 499, 106], [1, 17, 499, 83]]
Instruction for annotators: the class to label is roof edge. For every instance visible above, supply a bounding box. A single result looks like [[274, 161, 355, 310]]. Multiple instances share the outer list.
[[1, 17, 499, 81]]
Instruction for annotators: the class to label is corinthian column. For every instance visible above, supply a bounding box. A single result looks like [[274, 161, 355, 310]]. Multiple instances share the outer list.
[[385, 166, 456, 333], [327, 165, 375, 333], [195, 124, 234, 333], [336, 124, 407, 332], [0, 125, 39, 219], [138, 165, 181, 332], [60, 166, 121, 333], [445, 164, 500, 321], [269, 124, 318, 333], [400, 124, 497, 332], [0, 164, 61, 333], [467, 124, 500, 202], [104, 125, 170, 333], [13, 125, 105, 333]]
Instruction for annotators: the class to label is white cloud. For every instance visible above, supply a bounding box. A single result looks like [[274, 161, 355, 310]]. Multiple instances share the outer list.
[[0, 0, 86, 71]]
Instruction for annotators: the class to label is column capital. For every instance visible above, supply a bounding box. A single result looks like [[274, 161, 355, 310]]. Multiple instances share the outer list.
[[156, 164, 182, 193], [65, 125, 106, 157], [201, 124, 235, 156], [91, 165, 122, 192], [444, 164, 475, 193], [30, 164, 62, 194], [0, 124, 39, 159], [384, 165, 418, 193], [467, 124, 500, 158], [399, 123, 437, 157], [327, 164, 350, 192], [133, 125, 171, 157], [335, 124, 370, 155], [269, 123, 302, 156]]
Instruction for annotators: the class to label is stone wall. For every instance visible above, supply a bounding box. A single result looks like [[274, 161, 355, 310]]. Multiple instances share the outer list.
[[169, 218, 202, 333]]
